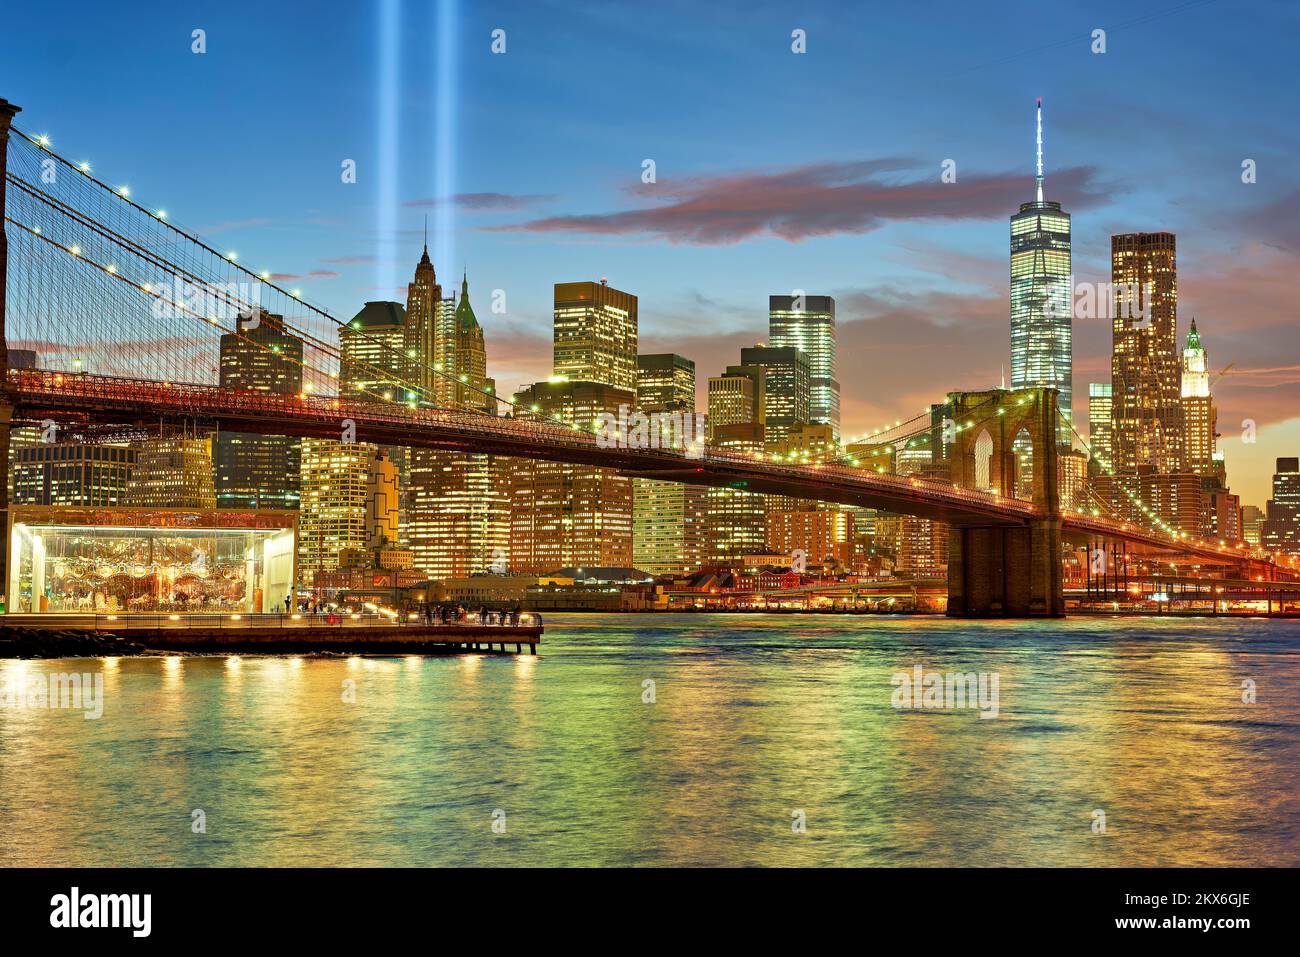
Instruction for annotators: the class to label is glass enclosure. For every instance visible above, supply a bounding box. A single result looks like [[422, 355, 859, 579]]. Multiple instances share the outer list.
[[8, 522, 296, 614]]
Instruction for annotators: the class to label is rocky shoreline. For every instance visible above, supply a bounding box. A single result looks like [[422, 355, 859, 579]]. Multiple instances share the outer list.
[[0, 626, 146, 659]]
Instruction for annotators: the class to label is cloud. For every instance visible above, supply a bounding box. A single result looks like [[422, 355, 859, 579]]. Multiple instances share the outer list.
[[320, 254, 376, 265], [308, 270, 339, 278], [489, 159, 1115, 245], [403, 192, 554, 211]]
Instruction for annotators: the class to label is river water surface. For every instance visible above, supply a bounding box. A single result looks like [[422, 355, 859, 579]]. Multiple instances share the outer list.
[[2, 613, 1298, 866]]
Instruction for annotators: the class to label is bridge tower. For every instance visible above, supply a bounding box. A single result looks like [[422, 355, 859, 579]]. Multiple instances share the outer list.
[[945, 387, 1064, 617], [0, 97, 19, 609]]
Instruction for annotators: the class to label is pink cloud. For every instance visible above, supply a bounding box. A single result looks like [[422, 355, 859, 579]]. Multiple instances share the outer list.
[[490, 159, 1114, 245]]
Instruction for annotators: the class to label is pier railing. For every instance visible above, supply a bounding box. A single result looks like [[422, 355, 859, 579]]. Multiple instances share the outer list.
[[3, 611, 543, 631]]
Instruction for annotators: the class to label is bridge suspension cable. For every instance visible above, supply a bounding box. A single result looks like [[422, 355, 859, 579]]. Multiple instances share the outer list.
[[2, 127, 595, 435]]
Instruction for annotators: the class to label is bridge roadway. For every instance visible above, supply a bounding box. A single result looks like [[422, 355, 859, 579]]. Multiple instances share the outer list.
[[8, 369, 1029, 526], [5, 367, 1292, 575]]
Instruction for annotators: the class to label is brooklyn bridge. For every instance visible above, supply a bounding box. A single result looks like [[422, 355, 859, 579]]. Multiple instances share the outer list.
[[1, 96, 1294, 617]]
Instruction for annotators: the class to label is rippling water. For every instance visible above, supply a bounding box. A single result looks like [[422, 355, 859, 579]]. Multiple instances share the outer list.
[[2, 613, 1298, 866]]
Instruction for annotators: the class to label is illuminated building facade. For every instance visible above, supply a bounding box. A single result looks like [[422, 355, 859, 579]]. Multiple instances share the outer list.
[[1087, 383, 1113, 468], [340, 298, 413, 543], [707, 365, 764, 439], [1241, 504, 1265, 546], [508, 380, 635, 574], [340, 301, 410, 403], [13, 444, 137, 507], [767, 422, 838, 513], [705, 354, 768, 566], [336, 447, 415, 571], [1010, 99, 1073, 445], [739, 345, 810, 447], [1261, 458, 1300, 556], [1110, 231, 1183, 473], [407, 274, 508, 580], [1095, 470, 1204, 539], [705, 422, 767, 566], [215, 312, 304, 510], [769, 294, 839, 439], [1203, 485, 1241, 543], [403, 240, 443, 398], [893, 433, 947, 577], [553, 280, 638, 392], [1059, 449, 1087, 511], [767, 509, 854, 571], [298, 438, 372, 580], [1181, 319, 1218, 475], [5, 350, 40, 501], [125, 435, 216, 509], [633, 353, 705, 577], [636, 353, 695, 412]]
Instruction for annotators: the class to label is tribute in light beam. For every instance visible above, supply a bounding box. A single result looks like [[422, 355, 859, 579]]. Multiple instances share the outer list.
[[376, 0, 401, 294], [432, 0, 459, 274]]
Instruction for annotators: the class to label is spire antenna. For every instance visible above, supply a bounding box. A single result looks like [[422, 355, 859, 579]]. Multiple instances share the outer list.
[[1035, 97, 1044, 204], [423, 214, 428, 252]]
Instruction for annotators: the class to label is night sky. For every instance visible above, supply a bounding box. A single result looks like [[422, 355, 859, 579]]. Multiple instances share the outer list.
[[3, 0, 1297, 505]]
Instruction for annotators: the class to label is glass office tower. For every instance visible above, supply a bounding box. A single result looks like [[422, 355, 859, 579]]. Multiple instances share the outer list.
[[1010, 99, 1073, 446], [768, 295, 838, 441]]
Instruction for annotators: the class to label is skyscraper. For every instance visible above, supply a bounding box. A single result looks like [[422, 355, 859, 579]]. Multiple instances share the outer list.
[[126, 435, 217, 509], [508, 379, 635, 573], [707, 364, 765, 439], [1241, 504, 1265, 546], [1110, 231, 1182, 473], [769, 294, 839, 439], [403, 238, 443, 400], [633, 354, 706, 577], [215, 312, 304, 510], [705, 422, 767, 566], [636, 353, 696, 412], [407, 273, 509, 580], [705, 362, 767, 566], [1087, 383, 1113, 467], [1261, 458, 1300, 556], [1010, 99, 1073, 445], [340, 301, 410, 403], [341, 299, 413, 544], [298, 438, 372, 581], [739, 344, 810, 447], [507, 281, 639, 575], [13, 444, 136, 506], [553, 280, 638, 392], [1180, 318, 1218, 475]]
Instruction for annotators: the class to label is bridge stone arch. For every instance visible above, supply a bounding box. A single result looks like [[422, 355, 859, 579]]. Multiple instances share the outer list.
[[947, 388, 1060, 512], [945, 387, 1064, 617]]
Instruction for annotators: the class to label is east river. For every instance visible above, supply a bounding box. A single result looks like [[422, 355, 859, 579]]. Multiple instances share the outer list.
[[2, 613, 1298, 866]]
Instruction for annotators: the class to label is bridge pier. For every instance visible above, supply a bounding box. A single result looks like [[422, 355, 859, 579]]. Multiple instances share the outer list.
[[945, 387, 1065, 618], [947, 518, 1064, 617]]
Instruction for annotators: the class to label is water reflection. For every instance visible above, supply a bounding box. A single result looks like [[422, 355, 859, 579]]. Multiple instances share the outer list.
[[1, 615, 1298, 866]]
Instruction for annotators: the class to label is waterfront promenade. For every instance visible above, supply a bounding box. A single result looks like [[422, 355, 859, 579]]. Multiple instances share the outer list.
[[0, 612, 543, 656]]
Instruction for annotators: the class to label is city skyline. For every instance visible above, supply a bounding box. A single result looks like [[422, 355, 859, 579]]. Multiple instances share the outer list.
[[3, 1, 1297, 507], [5, 2, 1300, 891]]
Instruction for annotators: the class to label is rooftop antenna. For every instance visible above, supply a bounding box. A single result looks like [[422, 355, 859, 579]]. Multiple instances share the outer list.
[[423, 215, 428, 253], [1035, 97, 1044, 204]]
